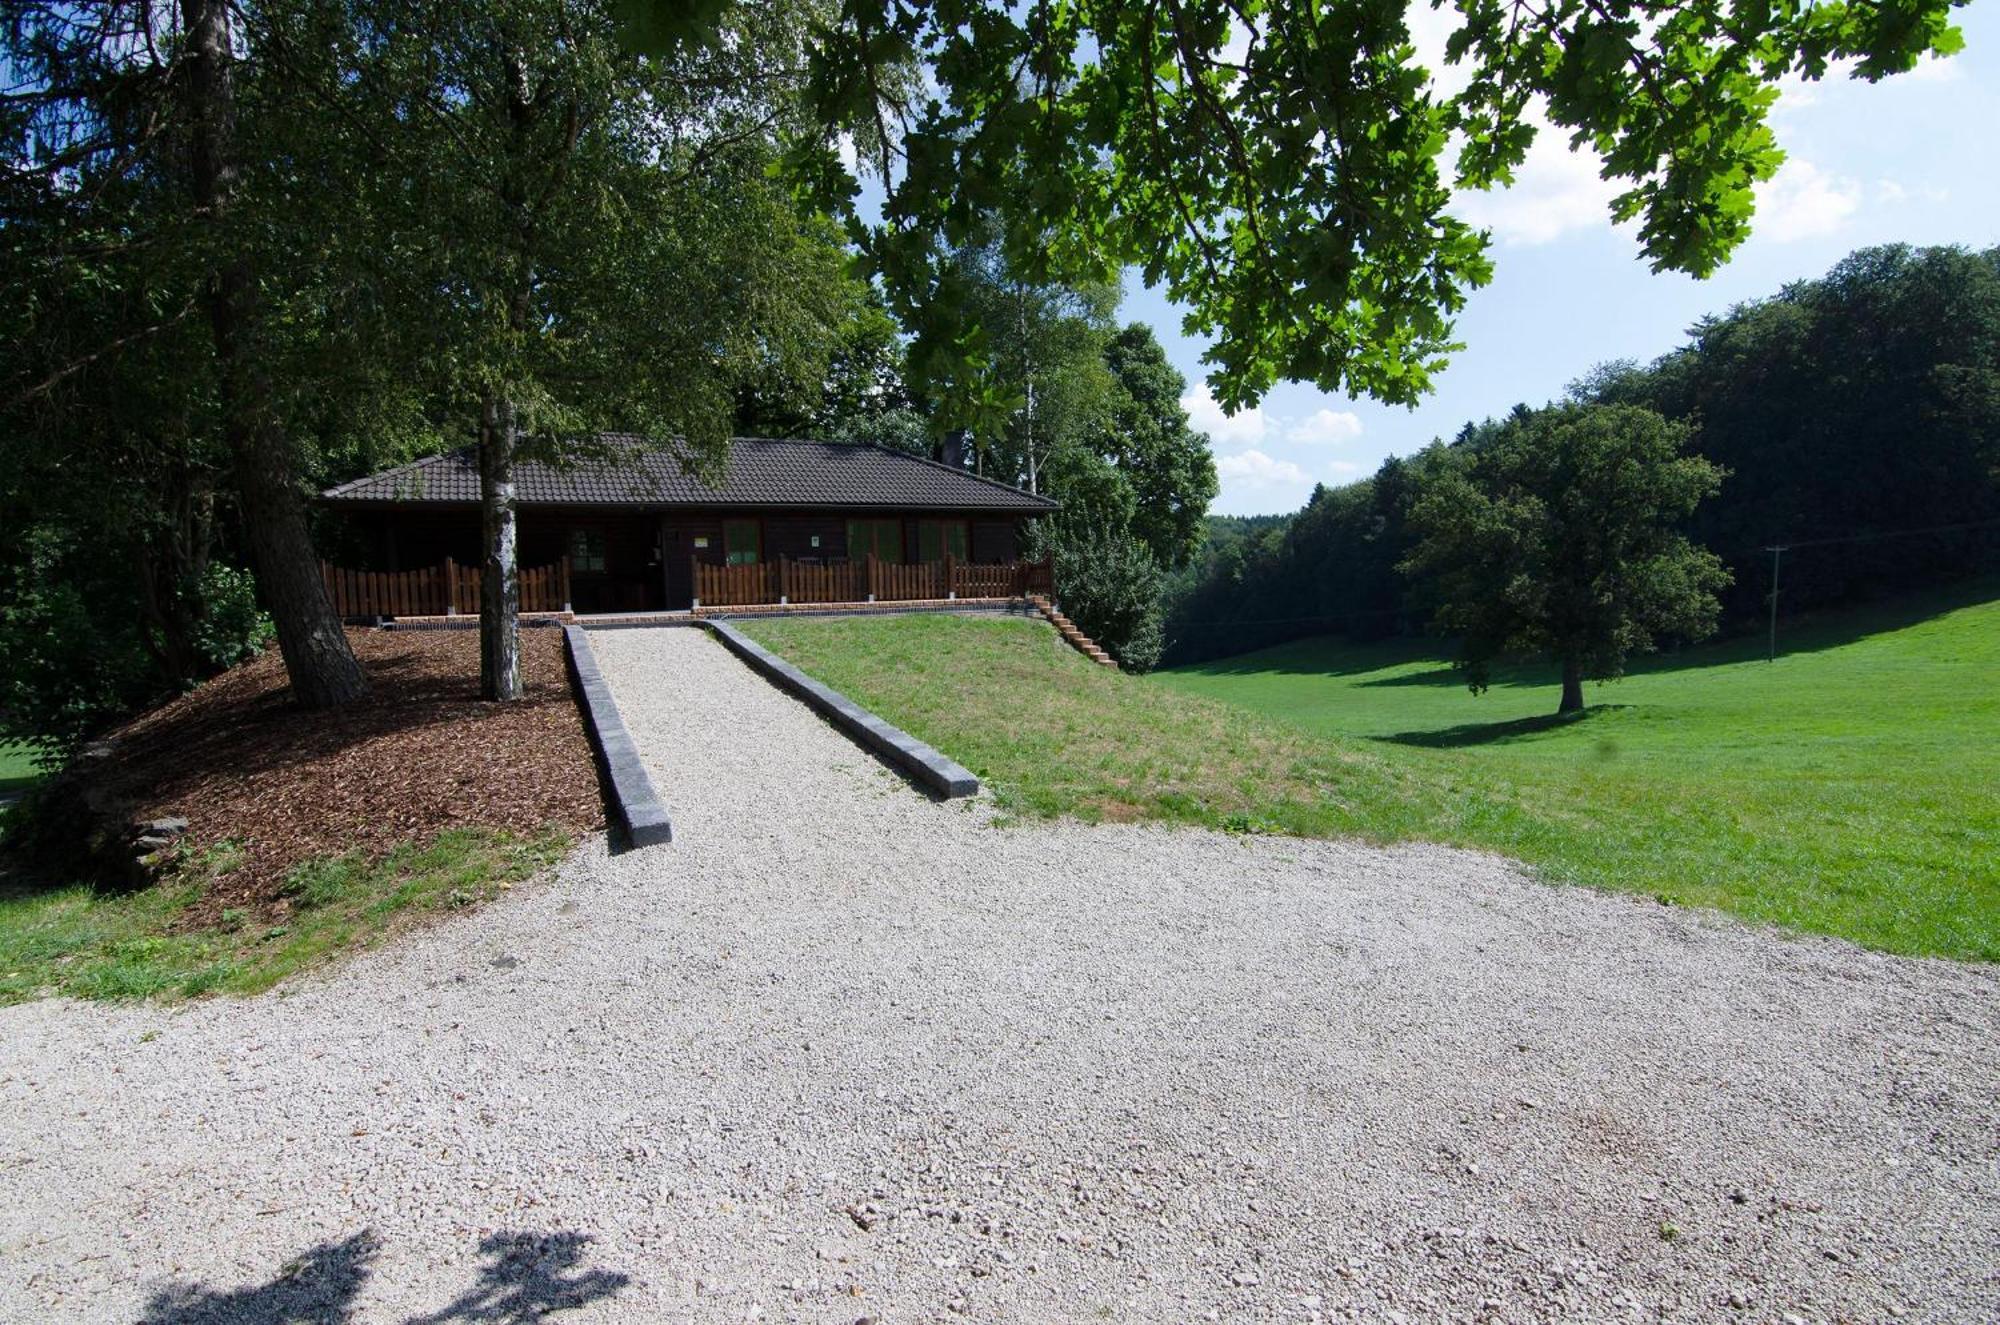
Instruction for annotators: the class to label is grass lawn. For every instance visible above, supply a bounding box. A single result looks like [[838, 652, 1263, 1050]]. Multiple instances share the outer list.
[[0, 827, 569, 1003], [0, 742, 42, 798], [741, 581, 1999, 960]]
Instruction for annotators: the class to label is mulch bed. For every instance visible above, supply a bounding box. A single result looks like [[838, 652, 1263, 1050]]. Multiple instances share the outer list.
[[93, 627, 604, 925]]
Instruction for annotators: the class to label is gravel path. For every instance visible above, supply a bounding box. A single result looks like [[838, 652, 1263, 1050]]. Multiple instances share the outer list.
[[3, 624, 1996, 1324]]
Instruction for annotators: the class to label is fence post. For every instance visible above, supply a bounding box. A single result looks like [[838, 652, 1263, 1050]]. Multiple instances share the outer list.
[[944, 552, 957, 600], [778, 554, 790, 606], [690, 553, 701, 611], [443, 557, 458, 615], [866, 552, 877, 603], [561, 554, 573, 616]]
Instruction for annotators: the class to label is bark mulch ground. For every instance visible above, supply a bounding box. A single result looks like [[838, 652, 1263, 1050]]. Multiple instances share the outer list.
[[95, 627, 604, 924]]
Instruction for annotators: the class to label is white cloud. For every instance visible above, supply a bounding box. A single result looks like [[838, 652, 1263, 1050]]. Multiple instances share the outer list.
[[1754, 158, 1861, 242], [1908, 51, 1963, 83], [1181, 381, 1267, 448], [1284, 408, 1364, 445], [1771, 71, 1823, 118], [1405, 0, 1473, 99], [1450, 123, 1621, 247], [1215, 449, 1311, 486]]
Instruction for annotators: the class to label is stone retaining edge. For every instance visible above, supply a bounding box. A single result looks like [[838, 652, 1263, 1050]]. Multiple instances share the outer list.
[[562, 624, 673, 847], [693, 619, 980, 800]]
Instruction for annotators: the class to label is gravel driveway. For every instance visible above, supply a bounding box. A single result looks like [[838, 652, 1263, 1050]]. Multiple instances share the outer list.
[[3, 624, 1996, 1323]]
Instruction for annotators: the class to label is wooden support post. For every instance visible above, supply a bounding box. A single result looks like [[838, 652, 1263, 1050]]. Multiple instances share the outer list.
[[444, 557, 458, 615], [778, 554, 790, 606], [866, 552, 877, 603], [561, 554, 573, 615], [944, 552, 957, 600], [689, 552, 701, 611]]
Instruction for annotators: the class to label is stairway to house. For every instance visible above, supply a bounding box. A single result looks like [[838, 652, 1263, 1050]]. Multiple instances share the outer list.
[[1028, 595, 1120, 668]]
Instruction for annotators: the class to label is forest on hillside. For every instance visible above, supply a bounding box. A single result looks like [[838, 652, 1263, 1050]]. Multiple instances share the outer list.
[[1165, 244, 2000, 666]]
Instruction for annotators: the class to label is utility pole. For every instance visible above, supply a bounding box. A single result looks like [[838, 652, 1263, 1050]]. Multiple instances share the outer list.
[[1764, 544, 1788, 662]]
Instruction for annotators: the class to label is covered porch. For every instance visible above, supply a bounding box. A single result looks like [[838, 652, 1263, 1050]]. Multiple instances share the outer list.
[[329, 506, 1035, 615]]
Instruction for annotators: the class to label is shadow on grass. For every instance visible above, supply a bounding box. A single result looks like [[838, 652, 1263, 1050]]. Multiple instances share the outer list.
[[136, 1228, 629, 1324], [1377, 705, 1627, 748]]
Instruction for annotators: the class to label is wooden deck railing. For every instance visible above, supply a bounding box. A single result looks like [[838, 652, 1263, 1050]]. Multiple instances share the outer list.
[[321, 557, 572, 619], [694, 554, 1052, 609]]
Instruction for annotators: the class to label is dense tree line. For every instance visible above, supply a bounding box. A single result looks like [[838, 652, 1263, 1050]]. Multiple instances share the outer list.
[[1165, 244, 2000, 667]]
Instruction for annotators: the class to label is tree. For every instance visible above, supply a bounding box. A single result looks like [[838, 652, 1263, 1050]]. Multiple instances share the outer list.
[[1401, 404, 1730, 715], [351, 0, 857, 699], [1573, 243, 2000, 622], [944, 221, 1120, 490], [739, 290, 934, 455], [1033, 524, 1167, 673], [747, 0, 1964, 424], [1097, 325, 1219, 569], [1163, 243, 2000, 670], [4, 2, 370, 708]]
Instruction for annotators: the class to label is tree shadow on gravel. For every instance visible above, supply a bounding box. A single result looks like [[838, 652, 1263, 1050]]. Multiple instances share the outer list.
[[135, 1229, 629, 1324]]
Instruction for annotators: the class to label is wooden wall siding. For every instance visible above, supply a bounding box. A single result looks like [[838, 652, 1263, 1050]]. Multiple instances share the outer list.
[[970, 519, 1020, 564], [324, 508, 1040, 610], [693, 554, 1052, 608], [321, 558, 572, 618]]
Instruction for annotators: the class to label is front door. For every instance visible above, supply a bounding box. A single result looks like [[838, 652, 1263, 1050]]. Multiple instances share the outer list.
[[661, 522, 694, 610]]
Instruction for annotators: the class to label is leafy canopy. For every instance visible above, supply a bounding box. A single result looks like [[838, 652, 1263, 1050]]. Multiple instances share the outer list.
[[729, 0, 1968, 422], [1401, 402, 1730, 710]]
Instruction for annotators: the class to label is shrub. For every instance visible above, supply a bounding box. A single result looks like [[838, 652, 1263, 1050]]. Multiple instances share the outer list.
[[1045, 526, 1166, 672], [192, 563, 275, 671]]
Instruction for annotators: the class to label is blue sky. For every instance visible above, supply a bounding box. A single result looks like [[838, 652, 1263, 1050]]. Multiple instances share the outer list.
[[1122, 6, 2000, 515]]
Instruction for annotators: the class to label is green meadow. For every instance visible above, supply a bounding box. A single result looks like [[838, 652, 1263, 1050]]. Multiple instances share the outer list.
[[745, 580, 2000, 960]]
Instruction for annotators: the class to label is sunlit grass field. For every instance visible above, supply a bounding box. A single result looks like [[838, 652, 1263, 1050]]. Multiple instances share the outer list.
[[744, 580, 1999, 959], [0, 742, 39, 799]]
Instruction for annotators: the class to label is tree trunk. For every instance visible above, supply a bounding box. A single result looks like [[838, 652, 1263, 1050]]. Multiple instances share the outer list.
[[179, 0, 367, 708], [1558, 655, 1585, 715], [479, 393, 522, 702]]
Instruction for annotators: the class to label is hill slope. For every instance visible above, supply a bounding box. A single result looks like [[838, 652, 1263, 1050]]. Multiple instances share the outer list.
[[744, 584, 1999, 958]]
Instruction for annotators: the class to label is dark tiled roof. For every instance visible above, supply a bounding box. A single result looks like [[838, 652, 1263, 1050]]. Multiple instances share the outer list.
[[320, 436, 1059, 513]]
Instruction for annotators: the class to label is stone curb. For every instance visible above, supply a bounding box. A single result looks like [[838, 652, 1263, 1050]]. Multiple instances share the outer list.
[[562, 624, 673, 847], [692, 619, 981, 800]]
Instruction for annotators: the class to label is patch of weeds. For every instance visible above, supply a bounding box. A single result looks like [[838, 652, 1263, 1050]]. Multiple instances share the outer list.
[[200, 838, 247, 877], [1658, 1220, 1682, 1243], [281, 854, 364, 910]]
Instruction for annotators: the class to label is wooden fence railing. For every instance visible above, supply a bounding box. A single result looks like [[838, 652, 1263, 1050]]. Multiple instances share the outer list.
[[322, 557, 572, 619], [695, 554, 1052, 608]]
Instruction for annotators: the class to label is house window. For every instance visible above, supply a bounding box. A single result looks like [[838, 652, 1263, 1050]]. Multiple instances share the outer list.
[[846, 518, 903, 563], [724, 519, 761, 566], [568, 529, 606, 573], [917, 519, 969, 563]]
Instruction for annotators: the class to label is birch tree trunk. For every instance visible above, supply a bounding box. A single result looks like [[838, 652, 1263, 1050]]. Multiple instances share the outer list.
[[479, 392, 522, 702], [179, 0, 368, 708]]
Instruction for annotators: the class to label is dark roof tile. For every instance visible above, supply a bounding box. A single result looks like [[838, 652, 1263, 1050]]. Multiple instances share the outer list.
[[320, 436, 1059, 513]]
